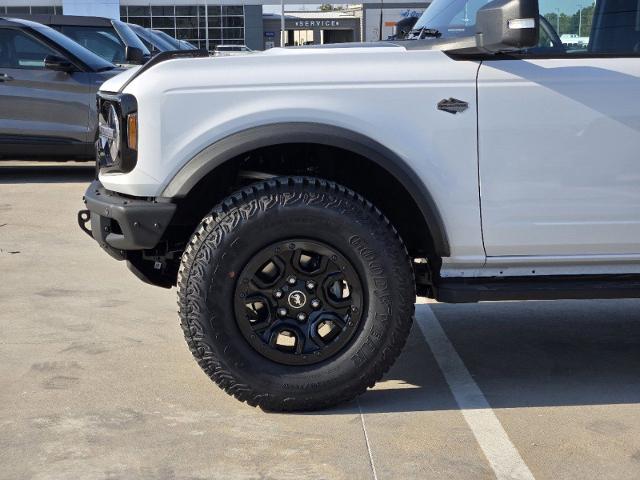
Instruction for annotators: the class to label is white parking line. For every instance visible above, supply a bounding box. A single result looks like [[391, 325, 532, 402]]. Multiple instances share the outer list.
[[416, 305, 536, 480]]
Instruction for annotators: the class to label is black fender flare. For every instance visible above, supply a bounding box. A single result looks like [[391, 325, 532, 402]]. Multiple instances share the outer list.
[[161, 122, 450, 257]]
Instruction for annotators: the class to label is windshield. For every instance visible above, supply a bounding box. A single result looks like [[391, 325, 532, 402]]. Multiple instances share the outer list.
[[152, 30, 183, 49], [128, 24, 175, 51], [60, 25, 128, 63], [30, 23, 115, 71], [412, 0, 493, 38], [112, 19, 151, 55]]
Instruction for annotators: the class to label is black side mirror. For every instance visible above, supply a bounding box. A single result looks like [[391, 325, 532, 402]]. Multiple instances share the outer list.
[[44, 54, 76, 72], [125, 46, 146, 64], [475, 0, 539, 53]]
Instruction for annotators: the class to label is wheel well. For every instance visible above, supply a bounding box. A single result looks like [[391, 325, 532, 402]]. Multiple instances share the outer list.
[[169, 143, 438, 260]]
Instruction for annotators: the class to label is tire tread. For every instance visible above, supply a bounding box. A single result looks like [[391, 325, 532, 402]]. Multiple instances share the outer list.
[[176, 176, 414, 411]]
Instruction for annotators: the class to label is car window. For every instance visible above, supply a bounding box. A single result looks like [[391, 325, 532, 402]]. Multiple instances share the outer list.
[[535, 0, 640, 55], [0, 28, 59, 69], [29, 23, 115, 71], [59, 25, 125, 64]]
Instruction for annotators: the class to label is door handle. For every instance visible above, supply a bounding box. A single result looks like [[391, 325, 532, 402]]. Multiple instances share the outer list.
[[0, 73, 14, 82]]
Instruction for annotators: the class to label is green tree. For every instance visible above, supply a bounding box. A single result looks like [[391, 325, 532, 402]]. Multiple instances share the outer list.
[[543, 5, 595, 37]]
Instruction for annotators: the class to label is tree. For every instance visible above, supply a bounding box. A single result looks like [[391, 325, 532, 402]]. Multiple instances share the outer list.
[[543, 4, 595, 37]]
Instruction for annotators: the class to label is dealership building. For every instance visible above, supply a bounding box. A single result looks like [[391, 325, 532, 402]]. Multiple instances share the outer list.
[[1, 0, 428, 51]]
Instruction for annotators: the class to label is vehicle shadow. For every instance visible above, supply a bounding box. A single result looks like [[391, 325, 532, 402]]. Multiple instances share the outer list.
[[315, 298, 640, 415], [0, 161, 94, 184]]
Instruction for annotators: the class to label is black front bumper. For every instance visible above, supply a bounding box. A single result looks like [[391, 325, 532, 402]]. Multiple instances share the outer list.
[[78, 180, 176, 260]]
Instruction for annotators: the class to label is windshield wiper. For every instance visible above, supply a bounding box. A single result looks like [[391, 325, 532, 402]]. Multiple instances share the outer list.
[[408, 27, 442, 39]]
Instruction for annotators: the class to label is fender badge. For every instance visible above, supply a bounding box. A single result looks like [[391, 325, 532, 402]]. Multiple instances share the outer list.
[[437, 98, 469, 114]]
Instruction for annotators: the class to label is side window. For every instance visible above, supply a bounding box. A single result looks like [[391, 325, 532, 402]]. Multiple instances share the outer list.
[[535, 0, 640, 55], [59, 26, 125, 64], [0, 28, 59, 69]]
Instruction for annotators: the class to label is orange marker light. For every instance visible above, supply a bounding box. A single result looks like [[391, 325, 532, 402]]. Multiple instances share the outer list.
[[127, 113, 138, 151]]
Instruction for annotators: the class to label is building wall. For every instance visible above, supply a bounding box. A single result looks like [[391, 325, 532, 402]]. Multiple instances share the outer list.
[[263, 16, 361, 49], [0, 2, 63, 14], [63, 0, 119, 19], [120, 3, 250, 50]]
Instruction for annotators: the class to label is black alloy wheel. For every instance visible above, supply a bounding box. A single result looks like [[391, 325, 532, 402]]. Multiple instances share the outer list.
[[235, 239, 364, 365]]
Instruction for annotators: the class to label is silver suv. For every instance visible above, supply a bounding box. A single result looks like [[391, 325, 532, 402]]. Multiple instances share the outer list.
[[0, 17, 122, 159]]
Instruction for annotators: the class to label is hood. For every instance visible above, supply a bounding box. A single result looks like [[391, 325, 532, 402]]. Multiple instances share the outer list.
[[101, 42, 409, 94], [261, 41, 405, 55], [99, 64, 142, 93], [111, 39, 475, 96]]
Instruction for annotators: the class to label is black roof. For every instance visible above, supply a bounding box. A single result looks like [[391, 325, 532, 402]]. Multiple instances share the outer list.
[[5, 14, 115, 27]]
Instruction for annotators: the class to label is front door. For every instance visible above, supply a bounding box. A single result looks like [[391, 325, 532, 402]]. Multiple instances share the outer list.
[[0, 27, 93, 146], [478, 0, 640, 257]]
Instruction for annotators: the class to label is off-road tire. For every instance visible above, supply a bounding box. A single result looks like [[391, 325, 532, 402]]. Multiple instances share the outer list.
[[177, 176, 415, 411]]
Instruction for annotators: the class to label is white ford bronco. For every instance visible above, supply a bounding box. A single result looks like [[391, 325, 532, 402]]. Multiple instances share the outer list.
[[79, 0, 640, 411]]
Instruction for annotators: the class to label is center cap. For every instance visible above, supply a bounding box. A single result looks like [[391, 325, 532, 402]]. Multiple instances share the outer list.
[[288, 290, 307, 309]]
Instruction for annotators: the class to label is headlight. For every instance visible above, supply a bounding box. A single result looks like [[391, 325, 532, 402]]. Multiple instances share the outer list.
[[99, 103, 121, 164], [96, 93, 138, 174]]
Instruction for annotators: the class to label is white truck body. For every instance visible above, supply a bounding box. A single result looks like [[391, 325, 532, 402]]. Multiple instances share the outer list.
[[98, 46, 640, 278]]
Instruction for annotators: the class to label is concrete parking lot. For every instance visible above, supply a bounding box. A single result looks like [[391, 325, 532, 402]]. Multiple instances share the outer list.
[[2, 161, 640, 480]]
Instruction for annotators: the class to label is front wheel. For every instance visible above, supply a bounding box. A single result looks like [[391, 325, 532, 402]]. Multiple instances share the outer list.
[[177, 177, 415, 411]]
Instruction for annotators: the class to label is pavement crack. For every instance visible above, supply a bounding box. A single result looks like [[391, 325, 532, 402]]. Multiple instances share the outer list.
[[358, 399, 379, 480]]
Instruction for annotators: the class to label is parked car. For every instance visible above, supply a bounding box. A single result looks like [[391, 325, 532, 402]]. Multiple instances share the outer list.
[[13, 15, 150, 66], [178, 39, 197, 50], [0, 17, 122, 159], [127, 23, 176, 54], [80, 0, 640, 411], [213, 44, 252, 56], [151, 30, 197, 50], [387, 16, 418, 41]]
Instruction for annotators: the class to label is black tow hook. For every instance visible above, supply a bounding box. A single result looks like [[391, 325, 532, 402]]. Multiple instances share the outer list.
[[77, 210, 92, 238]]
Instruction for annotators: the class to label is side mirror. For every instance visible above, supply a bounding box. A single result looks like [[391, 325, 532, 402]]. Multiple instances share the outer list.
[[475, 0, 539, 53], [44, 55, 75, 73], [125, 46, 146, 64]]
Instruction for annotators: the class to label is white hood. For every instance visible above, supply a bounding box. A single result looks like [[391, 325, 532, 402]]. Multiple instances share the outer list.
[[99, 65, 142, 93]]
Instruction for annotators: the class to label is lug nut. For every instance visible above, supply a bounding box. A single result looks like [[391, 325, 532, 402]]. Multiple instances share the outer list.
[[287, 275, 297, 285], [274, 289, 283, 299], [310, 299, 321, 309], [277, 307, 288, 317], [306, 280, 316, 291], [296, 312, 307, 322]]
